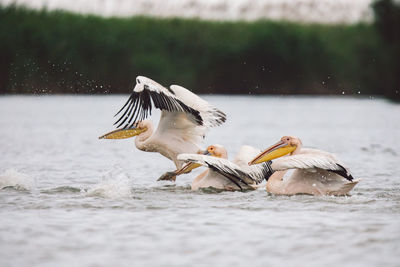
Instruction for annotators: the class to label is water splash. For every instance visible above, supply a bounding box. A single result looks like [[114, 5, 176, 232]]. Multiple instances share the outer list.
[[86, 166, 133, 199], [0, 169, 36, 191]]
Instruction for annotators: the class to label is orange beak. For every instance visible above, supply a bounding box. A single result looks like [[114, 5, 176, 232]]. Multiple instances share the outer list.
[[175, 150, 211, 175], [249, 140, 296, 165]]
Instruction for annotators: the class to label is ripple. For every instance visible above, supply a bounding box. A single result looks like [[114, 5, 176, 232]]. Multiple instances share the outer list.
[[360, 145, 398, 156], [41, 186, 83, 194]]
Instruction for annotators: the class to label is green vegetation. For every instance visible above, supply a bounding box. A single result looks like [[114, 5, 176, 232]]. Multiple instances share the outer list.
[[371, 0, 400, 101], [0, 3, 398, 100]]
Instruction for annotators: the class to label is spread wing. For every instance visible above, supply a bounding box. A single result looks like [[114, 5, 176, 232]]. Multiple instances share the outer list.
[[178, 153, 273, 188], [152, 84, 228, 154], [272, 148, 354, 181], [113, 76, 226, 129]]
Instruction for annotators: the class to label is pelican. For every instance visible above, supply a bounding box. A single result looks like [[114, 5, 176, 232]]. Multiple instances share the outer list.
[[99, 76, 226, 181], [177, 145, 273, 191], [249, 136, 359, 196]]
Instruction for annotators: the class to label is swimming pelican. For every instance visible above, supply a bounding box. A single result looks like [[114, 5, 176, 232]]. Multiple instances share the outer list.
[[178, 145, 273, 191], [249, 136, 359, 196], [99, 76, 226, 181]]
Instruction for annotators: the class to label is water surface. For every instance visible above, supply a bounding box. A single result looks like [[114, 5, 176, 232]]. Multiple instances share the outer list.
[[0, 95, 399, 267]]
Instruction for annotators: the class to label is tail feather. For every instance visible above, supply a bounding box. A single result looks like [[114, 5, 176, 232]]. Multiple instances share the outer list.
[[327, 180, 360, 196]]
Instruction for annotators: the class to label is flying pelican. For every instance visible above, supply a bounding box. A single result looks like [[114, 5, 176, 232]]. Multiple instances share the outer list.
[[249, 136, 359, 196], [99, 76, 226, 181], [178, 145, 273, 191]]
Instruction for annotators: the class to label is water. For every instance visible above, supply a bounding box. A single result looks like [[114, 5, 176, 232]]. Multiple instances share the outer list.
[[0, 95, 399, 267]]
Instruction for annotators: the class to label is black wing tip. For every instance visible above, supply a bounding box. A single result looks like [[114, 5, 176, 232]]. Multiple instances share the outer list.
[[114, 93, 134, 117], [206, 108, 227, 127], [193, 110, 203, 125], [261, 161, 274, 182], [173, 97, 203, 126], [113, 90, 152, 129], [215, 110, 227, 125], [330, 164, 354, 181], [207, 163, 244, 190], [167, 87, 175, 95]]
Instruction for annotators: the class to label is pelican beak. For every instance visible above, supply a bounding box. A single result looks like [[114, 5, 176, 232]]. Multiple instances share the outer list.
[[175, 150, 211, 175], [175, 162, 202, 175], [98, 127, 147, 139], [249, 140, 296, 165]]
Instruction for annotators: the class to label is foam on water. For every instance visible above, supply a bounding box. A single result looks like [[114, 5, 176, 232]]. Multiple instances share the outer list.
[[0, 169, 35, 191], [86, 166, 133, 199]]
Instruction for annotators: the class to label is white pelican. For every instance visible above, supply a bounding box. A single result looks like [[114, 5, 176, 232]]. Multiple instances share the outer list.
[[178, 145, 273, 191], [99, 76, 226, 181], [249, 136, 359, 196]]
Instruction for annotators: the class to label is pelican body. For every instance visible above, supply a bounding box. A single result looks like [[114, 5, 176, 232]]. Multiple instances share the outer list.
[[178, 145, 273, 191], [249, 136, 359, 196], [99, 76, 226, 180]]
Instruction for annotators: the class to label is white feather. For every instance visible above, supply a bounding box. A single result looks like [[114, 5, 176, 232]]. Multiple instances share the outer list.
[[134, 76, 173, 95], [271, 148, 347, 172], [170, 85, 226, 128], [153, 112, 205, 153], [233, 145, 263, 166]]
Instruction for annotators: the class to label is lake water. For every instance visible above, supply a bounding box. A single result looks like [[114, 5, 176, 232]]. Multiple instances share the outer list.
[[0, 95, 399, 267]]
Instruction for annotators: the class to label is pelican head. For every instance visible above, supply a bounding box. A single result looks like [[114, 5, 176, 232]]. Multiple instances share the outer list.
[[206, 144, 228, 159], [249, 136, 302, 165], [99, 120, 150, 140]]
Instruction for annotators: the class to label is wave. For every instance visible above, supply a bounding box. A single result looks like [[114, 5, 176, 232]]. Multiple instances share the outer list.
[[0, 169, 35, 191], [41, 186, 83, 194], [86, 166, 133, 199]]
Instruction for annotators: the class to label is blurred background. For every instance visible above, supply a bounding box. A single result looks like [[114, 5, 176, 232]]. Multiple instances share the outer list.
[[0, 0, 399, 100]]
